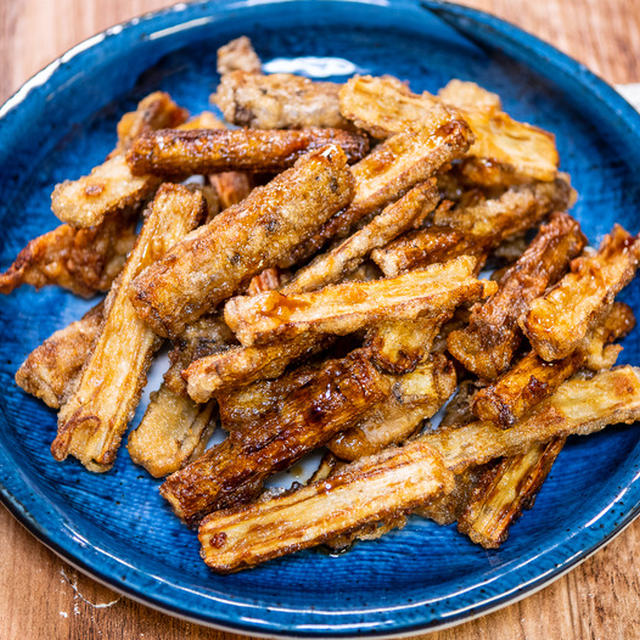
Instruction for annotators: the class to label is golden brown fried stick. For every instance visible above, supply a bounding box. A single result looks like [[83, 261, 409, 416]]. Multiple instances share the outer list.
[[447, 213, 586, 380], [127, 127, 369, 177], [52, 92, 188, 228], [130, 145, 355, 338], [0, 208, 138, 297], [161, 348, 390, 525], [522, 225, 640, 361], [217, 36, 262, 74], [51, 185, 206, 471], [282, 180, 439, 293], [199, 366, 640, 572], [224, 255, 497, 347], [339, 75, 558, 182], [199, 439, 454, 573], [457, 438, 565, 548], [214, 70, 350, 129], [372, 177, 574, 277], [127, 386, 217, 478], [473, 302, 635, 427], [209, 172, 253, 210], [14, 302, 104, 409]]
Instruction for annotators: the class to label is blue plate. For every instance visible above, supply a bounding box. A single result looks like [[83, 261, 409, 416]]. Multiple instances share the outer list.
[[2, 1, 640, 635]]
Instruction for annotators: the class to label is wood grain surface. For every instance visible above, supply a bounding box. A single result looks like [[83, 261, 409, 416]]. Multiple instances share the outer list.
[[1, 1, 639, 639]]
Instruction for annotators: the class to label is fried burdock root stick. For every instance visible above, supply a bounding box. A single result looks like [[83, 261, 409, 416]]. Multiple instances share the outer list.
[[199, 366, 640, 571], [52, 92, 188, 228], [15, 302, 104, 409], [130, 145, 355, 338], [126, 127, 369, 177], [522, 224, 640, 361], [473, 302, 635, 428], [339, 75, 558, 182], [447, 213, 586, 380], [224, 255, 497, 347], [161, 348, 390, 525], [0, 208, 138, 297], [51, 185, 206, 471], [372, 176, 574, 277], [214, 70, 351, 130], [282, 179, 439, 293], [199, 440, 455, 573]]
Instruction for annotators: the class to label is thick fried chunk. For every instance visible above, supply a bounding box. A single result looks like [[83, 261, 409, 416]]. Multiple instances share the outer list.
[[473, 302, 635, 427], [447, 213, 586, 379], [15, 302, 104, 408], [214, 70, 349, 129], [127, 127, 368, 177], [522, 225, 640, 361], [199, 440, 454, 572], [216, 36, 262, 74], [130, 145, 355, 338], [224, 255, 496, 346], [161, 348, 390, 525], [51, 185, 206, 471]]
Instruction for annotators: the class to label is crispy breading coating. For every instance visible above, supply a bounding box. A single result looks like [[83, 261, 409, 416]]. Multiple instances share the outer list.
[[161, 348, 390, 525], [473, 302, 635, 427], [522, 224, 640, 361], [447, 213, 586, 380], [216, 36, 262, 75], [0, 209, 137, 297], [282, 180, 439, 293], [126, 127, 369, 177], [52, 92, 188, 227], [214, 70, 350, 129], [339, 75, 559, 182], [15, 302, 104, 409], [127, 385, 217, 478], [198, 440, 454, 572], [130, 145, 356, 338], [224, 255, 496, 346], [51, 185, 207, 471]]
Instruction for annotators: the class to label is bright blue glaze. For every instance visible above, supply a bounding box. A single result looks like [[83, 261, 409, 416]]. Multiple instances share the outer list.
[[1, 1, 640, 635]]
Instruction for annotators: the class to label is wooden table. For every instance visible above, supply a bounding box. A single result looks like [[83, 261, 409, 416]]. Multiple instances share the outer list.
[[1, 1, 639, 638]]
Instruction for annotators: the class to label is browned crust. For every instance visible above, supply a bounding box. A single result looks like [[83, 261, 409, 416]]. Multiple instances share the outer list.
[[198, 440, 453, 572], [161, 348, 391, 525], [14, 302, 104, 408], [213, 70, 350, 129], [130, 145, 355, 338], [521, 225, 640, 361], [126, 127, 369, 177], [51, 185, 207, 472], [209, 172, 253, 210], [446, 212, 586, 380]]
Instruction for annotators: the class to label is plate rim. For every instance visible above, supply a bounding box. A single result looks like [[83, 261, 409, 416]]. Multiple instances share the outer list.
[[2, 0, 640, 636]]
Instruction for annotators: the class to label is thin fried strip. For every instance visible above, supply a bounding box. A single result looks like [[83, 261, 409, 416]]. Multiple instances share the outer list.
[[372, 177, 574, 276], [199, 440, 454, 572], [130, 145, 355, 338], [457, 438, 565, 548], [52, 92, 188, 227], [51, 184, 206, 471], [127, 385, 217, 478], [522, 225, 640, 361], [217, 36, 262, 74], [282, 180, 439, 293], [209, 172, 253, 210], [447, 213, 586, 379], [161, 348, 390, 525], [214, 70, 350, 129], [0, 208, 137, 297], [339, 75, 558, 182], [127, 127, 369, 177], [224, 255, 496, 346], [473, 302, 635, 427], [15, 302, 104, 409]]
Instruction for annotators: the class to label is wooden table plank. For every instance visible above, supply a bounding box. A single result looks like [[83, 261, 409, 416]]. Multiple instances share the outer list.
[[1, 1, 639, 639]]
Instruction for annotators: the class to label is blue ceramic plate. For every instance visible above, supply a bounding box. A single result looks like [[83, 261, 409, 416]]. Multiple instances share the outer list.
[[1, 1, 640, 635]]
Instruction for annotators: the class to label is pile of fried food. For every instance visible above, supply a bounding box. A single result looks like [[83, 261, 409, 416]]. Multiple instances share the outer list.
[[4, 36, 640, 573]]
